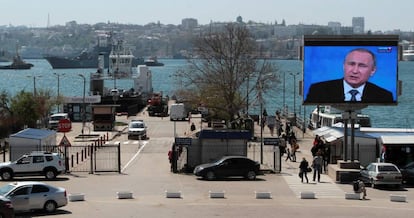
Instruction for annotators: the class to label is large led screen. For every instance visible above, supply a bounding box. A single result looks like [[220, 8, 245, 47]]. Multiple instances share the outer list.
[[302, 35, 399, 105]]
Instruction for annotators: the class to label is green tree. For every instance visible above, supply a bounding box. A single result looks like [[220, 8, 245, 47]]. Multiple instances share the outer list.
[[174, 23, 279, 125], [0, 90, 13, 137], [10, 89, 54, 130]]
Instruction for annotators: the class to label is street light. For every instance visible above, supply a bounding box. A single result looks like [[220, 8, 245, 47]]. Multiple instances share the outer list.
[[27, 75, 42, 97], [78, 74, 86, 135], [54, 73, 65, 112]]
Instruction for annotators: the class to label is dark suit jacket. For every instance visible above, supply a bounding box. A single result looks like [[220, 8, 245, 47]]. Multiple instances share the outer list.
[[305, 79, 394, 104]]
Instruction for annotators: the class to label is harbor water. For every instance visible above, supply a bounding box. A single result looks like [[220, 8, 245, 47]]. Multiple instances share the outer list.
[[1, 59, 413, 128]]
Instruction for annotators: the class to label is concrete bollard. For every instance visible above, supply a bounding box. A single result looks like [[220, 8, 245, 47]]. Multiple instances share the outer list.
[[117, 191, 133, 199], [345, 192, 361, 200], [209, 191, 225, 198], [68, 193, 85, 202], [390, 194, 407, 202], [255, 191, 272, 199], [165, 190, 182, 198], [300, 191, 316, 199]]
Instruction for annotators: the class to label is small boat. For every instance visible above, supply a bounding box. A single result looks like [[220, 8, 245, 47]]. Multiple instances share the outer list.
[[144, 56, 164, 67], [403, 44, 414, 61], [0, 47, 33, 70], [308, 105, 371, 129]]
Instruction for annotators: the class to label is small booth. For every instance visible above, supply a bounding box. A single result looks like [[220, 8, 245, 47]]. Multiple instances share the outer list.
[[91, 105, 119, 131]]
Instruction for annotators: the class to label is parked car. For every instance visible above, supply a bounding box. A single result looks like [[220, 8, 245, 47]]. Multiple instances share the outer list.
[[193, 156, 262, 180], [360, 162, 402, 188], [0, 181, 67, 213], [0, 151, 66, 180], [0, 195, 14, 218], [128, 120, 147, 139], [400, 162, 414, 184]]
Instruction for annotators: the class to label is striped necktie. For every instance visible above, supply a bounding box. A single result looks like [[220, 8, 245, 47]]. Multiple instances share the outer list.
[[349, 89, 359, 101]]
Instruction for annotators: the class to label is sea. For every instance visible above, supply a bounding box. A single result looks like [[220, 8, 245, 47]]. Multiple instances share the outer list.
[[1, 59, 414, 128]]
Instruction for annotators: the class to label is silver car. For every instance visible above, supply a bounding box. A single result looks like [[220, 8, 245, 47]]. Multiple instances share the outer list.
[[0, 181, 67, 213], [360, 162, 402, 188]]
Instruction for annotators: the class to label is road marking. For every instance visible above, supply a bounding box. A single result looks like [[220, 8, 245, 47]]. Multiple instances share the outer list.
[[122, 141, 148, 172]]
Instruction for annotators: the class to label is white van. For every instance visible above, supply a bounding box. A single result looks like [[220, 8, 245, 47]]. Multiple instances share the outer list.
[[48, 113, 69, 129], [170, 103, 188, 121]]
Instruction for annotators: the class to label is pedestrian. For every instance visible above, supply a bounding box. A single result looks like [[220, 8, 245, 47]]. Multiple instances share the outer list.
[[312, 153, 323, 182], [285, 148, 292, 162], [354, 179, 367, 200], [299, 157, 309, 183]]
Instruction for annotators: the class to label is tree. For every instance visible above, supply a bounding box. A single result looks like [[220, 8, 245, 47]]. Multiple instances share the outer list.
[[9, 89, 54, 130], [174, 23, 279, 125]]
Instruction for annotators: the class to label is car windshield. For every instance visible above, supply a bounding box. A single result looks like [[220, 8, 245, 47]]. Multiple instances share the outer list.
[[0, 184, 15, 195], [131, 123, 144, 128], [378, 165, 399, 172]]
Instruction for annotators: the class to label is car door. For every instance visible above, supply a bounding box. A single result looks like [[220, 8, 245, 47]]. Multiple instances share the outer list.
[[31, 155, 46, 172], [13, 156, 33, 173], [29, 185, 50, 210], [8, 186, 31, 212]]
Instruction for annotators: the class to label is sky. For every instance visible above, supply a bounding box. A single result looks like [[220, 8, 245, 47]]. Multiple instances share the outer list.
[[1, 0, 413, 31]]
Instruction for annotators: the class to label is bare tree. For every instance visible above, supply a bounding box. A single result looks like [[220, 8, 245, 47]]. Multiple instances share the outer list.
[[174, 23, 279, 124]]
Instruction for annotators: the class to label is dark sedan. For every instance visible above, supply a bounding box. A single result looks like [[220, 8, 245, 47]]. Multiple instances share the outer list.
[[0, 195, 14, 218], [193, 156, 261, 180], [400, 162, 414, 184]]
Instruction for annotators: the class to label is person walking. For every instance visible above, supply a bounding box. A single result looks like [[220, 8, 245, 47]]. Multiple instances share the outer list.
[[312, 152, 323, 182], [285, 148, 292, 162], [299, 157, 309, 183]]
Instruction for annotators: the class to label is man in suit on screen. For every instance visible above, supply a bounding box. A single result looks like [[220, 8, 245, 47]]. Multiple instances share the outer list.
[[305, 48, 393, 104]]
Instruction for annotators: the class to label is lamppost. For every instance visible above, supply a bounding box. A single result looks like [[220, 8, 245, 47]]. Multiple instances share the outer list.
[[54, 73, 65, 112], [27, 75, 42, 97], [289, 72, 300, 126], [78, 74, 86, 135]]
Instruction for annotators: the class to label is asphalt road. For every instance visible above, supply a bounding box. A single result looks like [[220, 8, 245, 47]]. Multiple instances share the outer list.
[[6, 111, 414, 218]]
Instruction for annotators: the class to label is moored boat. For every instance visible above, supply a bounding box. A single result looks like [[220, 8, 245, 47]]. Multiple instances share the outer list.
[[403, 44, 414, 61], [44, 32, 144, 69], [309, 105, 371, 129], [144, 56, 164, 67], [0, 48, 33, 70]]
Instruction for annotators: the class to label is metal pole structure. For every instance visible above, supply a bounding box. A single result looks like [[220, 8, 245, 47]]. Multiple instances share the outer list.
[[246, 75, 249, 116], [54, 73, 64, 112], [289, 72, 299, 127], [283, 71, 286, 114], [259, 80, 264, 164], [78, 74, 86, 135]]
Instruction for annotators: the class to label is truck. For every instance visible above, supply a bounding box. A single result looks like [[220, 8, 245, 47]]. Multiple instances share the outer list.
[[147, 93, 168, 117], [170, 103, 188, 121]]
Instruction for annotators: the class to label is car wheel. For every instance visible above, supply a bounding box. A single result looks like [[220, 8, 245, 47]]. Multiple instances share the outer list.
[[246, 171, 256, 180], [45, 169, 57, 179], [44, 200, 57, 213], [0, 170, 13, 180], [205, 171, 215, 180]]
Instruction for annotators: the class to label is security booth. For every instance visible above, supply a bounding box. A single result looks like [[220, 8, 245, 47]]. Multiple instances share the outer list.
[[91, 105, 119, 131], [183, 129, 252, 172]]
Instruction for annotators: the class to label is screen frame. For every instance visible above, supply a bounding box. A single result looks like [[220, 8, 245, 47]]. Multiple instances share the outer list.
[[302, 35, 399, 106]]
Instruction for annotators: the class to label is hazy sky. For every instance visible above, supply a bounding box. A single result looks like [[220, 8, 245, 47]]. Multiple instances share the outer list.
[[1, 0, 412, 31]]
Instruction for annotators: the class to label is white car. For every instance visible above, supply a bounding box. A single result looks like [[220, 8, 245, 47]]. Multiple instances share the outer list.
[[0, 151, 66, 180], [0, 181, 67, 213], [128, 120, 147, 139], [360, 162, 402, 188]]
